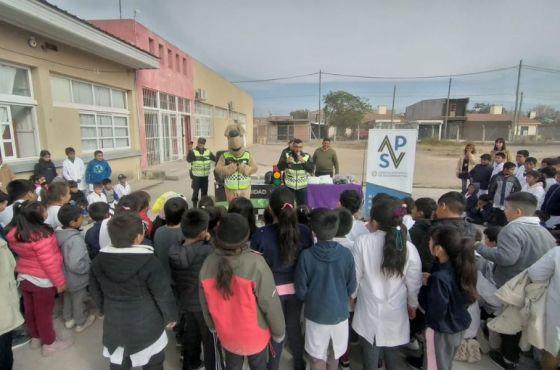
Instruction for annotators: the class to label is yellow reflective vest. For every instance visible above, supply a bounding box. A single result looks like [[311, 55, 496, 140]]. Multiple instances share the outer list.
[[223, 151, 252, 190], [284, 152, 310, 190], [191, 149, 212, 177]]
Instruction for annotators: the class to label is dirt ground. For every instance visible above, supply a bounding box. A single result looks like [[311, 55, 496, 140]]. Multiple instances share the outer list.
[[248, 141, 559, 192]]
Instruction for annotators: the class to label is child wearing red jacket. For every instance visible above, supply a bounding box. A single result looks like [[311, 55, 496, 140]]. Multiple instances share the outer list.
[[6, 201, 73, 357]]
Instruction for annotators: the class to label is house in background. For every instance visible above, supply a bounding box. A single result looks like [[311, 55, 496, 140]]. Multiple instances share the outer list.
[[90, 19, 194, 167], [466, 105, 541, 141], [0, 0, 158, 178], [253, 115, 312, 144], [405, 98, 469, 140], [363, 105, 405, 129]]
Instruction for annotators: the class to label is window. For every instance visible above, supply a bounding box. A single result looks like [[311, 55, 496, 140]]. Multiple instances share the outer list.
[[182, 58, 187, 75], [158, 44, 164, 65], [148, 37, 155, 54], [176, 54, 180, 72], [214, 107, 228, 118], [143, 88, 158, 108], [51, 76, 71, 102], [195, 102, 213, 116], [51, 75, 128, 110], [167, 49, 173, 69], [0, 62, 39, 159], [111, 90, 126, 109], [195, 102, 213, 137], [72, 81, 94, 105], [168, 95, 177, 111], [0, 63, 31, 96], [94, 86, 111, 107], [80, 113, 130, 151], [160, 93, 168, 110], [195, 116, 212, 137]]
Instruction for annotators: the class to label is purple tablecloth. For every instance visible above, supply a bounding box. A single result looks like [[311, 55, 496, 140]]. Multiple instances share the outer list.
[[307, 184, 363, 209]]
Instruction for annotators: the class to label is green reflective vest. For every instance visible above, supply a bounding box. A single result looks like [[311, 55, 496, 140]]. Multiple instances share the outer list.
[[191, 149, 212, 177], [284, 152, 310, 190], [223, 151, 252, 190]]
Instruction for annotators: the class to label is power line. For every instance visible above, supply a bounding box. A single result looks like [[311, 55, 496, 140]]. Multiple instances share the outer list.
[[524, 65, 560, 74], [321, 66, 518, 80], [232, 72, 319, 83]]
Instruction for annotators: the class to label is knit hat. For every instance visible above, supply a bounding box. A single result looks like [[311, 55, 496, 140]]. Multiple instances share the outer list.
[[215, 213, 249, 250]]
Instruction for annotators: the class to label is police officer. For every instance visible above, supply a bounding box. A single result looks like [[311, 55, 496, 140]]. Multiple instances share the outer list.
[[277, 138, 314, 205], [187, 137, 215, 207]]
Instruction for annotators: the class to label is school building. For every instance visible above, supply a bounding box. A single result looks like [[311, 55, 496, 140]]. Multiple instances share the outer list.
[[91, 20, 254, 168], [0, 0, 159, 179]]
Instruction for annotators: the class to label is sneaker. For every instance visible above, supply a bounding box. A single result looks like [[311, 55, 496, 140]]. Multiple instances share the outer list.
[[489, 350, 518, 370], [30, 338, 41, 349], [11, 332, 31, 349], [97, 313, 104, 319], [339, 359, 350, 369], [41, 338, 74, 357], [64, 319, 75, 329], [75, 315, 96, 333]]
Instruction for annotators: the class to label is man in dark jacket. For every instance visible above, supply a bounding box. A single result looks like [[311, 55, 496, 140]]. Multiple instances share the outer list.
[[89, 212, 177, 369], [168, 209, 217, 370], [277, 139, 314, 206]]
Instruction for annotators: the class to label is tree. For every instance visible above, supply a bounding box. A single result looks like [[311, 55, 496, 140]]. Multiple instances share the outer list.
[[531, 104, 560, 124], [468, 102, 491, 113], [323, 91, 372, 133], [289, 109, 309, 119]]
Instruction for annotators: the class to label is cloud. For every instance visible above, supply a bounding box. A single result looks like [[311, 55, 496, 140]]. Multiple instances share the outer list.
[[48, 0, 560, 114]]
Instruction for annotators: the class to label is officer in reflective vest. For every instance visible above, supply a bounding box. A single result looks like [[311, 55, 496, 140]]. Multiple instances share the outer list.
[[277, 138, 314, 205], [186, 137, 215, 207]]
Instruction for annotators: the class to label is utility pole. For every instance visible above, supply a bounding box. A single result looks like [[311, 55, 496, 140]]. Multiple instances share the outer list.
[[512, 59, 523, 141], [119, 0, 122, 19], [390, 84, 396, 129], [516, 91, 524, 137], [444, 77, 452, 140], [317, 70, 322, 139]]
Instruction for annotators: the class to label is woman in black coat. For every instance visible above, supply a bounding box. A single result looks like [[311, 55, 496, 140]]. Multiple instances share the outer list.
[[33, 150, 57, 184]]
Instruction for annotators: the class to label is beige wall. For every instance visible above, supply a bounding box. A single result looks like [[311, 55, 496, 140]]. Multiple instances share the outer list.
[[0, 21, 142, 179], [192, 59, 253, 152]]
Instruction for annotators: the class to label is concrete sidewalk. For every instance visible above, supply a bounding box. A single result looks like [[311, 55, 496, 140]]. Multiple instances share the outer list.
[[13, 312, 536, 370]]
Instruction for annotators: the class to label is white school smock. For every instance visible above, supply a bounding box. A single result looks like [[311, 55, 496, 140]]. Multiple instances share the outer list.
[[351, 230, 422, 347], [62, 158, 86, 190]]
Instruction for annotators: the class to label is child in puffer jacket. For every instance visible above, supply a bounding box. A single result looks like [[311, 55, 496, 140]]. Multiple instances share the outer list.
[[6, 201, 73, 357]]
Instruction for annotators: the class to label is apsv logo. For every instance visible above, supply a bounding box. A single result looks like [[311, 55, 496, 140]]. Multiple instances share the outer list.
[[378, 135, 407, 169]]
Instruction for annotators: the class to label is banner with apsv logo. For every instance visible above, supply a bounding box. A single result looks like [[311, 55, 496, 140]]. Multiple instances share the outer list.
[[364, 129, 418, 215]]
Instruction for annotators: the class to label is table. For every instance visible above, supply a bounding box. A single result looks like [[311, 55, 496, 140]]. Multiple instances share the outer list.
[[307, 183, 363, 209]]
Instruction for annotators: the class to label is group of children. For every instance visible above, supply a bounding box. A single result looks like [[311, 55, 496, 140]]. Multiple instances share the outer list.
[[459, 139, 560, 231], [2, 140, 560, 370]]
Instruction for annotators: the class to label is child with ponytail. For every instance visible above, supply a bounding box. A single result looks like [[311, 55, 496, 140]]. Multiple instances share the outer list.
[[351, 197, 422, 370], [199, 213, 285, 370], [419, 225, 478, 370], [251, 187, 313, 370]]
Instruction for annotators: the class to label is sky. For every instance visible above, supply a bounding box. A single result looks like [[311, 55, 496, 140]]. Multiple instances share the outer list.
[[49, 0, 560, 116]]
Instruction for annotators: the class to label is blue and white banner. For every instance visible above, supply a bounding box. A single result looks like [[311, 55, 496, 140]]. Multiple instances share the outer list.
[[364, 129, 418, 216]]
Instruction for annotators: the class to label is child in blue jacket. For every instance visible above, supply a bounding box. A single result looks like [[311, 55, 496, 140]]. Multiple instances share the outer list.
[[85, 150, 112, 190], [295, 208, 356, 370]]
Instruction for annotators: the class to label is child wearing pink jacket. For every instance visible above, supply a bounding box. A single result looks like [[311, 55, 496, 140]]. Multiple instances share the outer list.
[[6, 201, 73, 357]]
